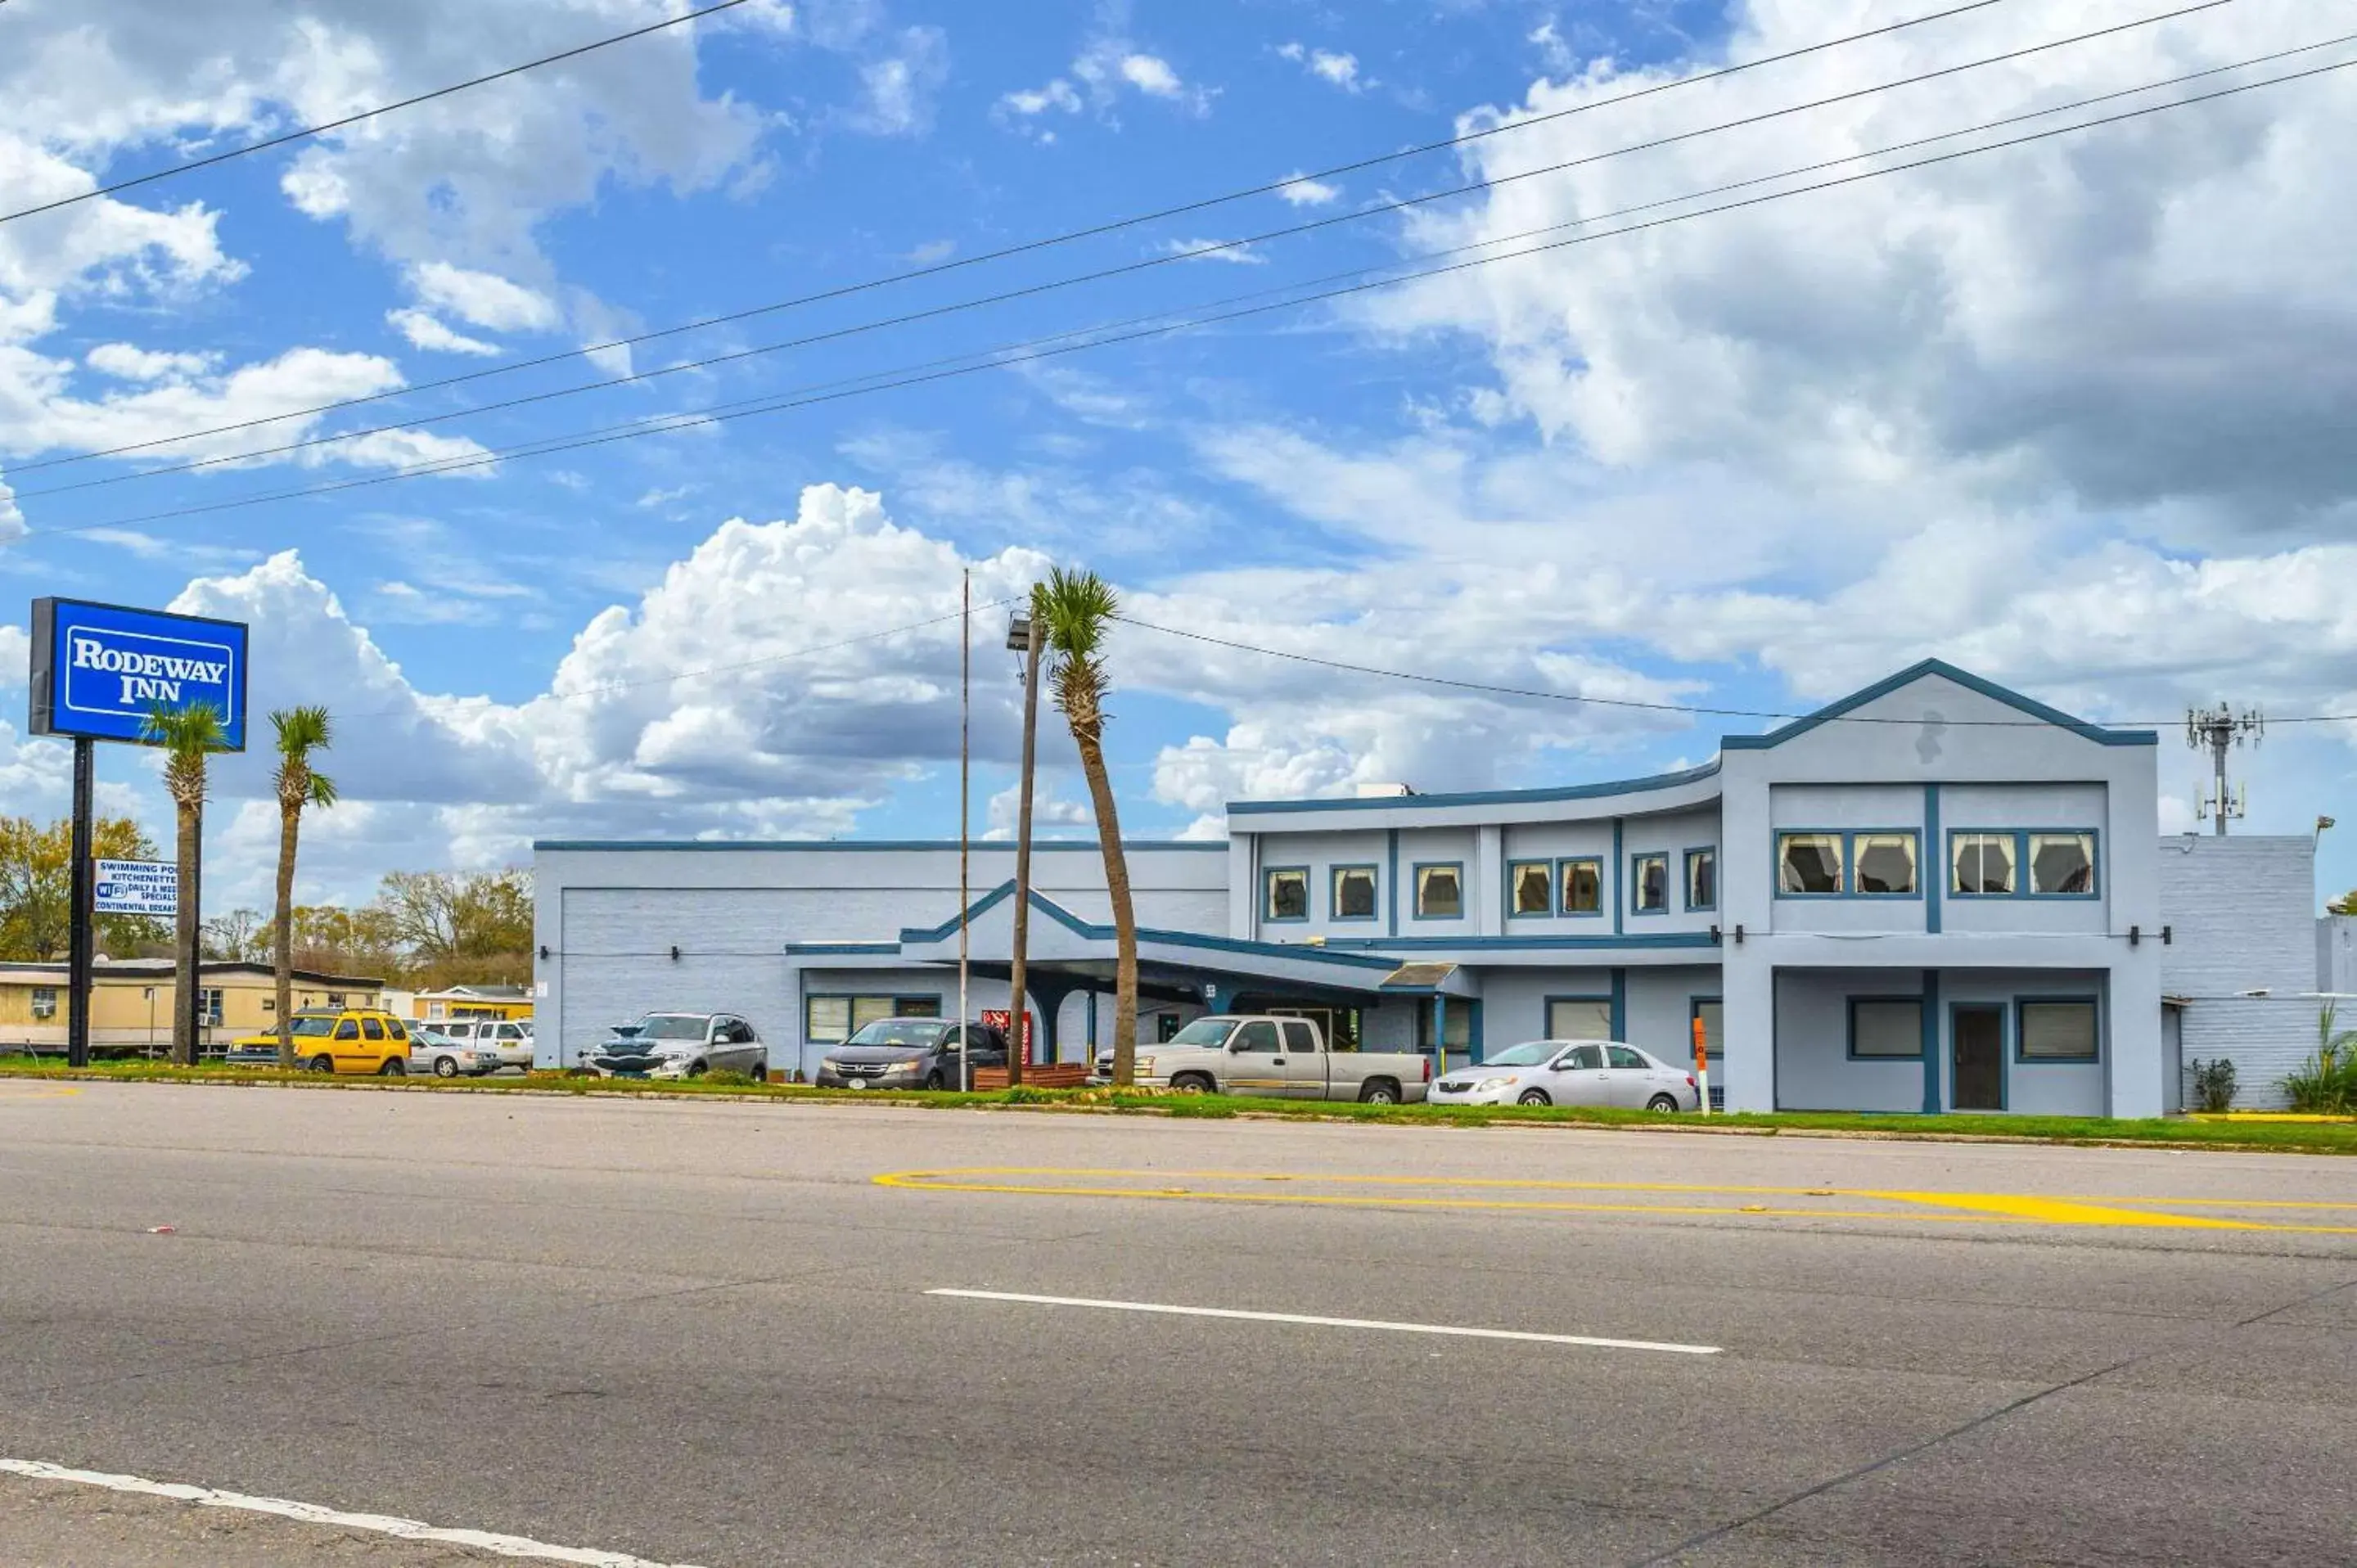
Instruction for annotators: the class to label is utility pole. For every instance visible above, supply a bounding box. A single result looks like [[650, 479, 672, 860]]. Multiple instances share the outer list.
[[1005, 603, 1041, 1087], [958, 570, 971, 1094], [2186, 704, 2263, 836]]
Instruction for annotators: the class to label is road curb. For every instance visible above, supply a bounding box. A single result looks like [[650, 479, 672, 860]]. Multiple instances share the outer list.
[[3, 1068, 2350, 1156]]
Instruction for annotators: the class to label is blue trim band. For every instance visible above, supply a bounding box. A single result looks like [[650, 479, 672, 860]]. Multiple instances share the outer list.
[[535, 838, 1224, 852], [1227, 760, 1723, 817]]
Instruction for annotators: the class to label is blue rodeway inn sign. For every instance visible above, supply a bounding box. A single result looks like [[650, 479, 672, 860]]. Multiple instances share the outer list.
[[28, 597, 249, 751]]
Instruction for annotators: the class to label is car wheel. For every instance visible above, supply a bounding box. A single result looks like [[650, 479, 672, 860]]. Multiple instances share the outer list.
[[1170, 1072, 1215, 1095], [309, 1055, 335, 1075], [751, 1057, 768, 1084], [1647, 1093, 1680, 1114], [1517, 1088, 1552, 1106], [1358, 1079, 1401, 1105], [924, 1070, 945, 1090], [433, 1056, 459, 1079], [378, 1058, 405, 1077], [687, 1061, 707, 1079]]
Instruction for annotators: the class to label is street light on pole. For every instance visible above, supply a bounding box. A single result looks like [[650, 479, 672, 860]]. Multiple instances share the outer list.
[[1005, 604, 1041, 1087]]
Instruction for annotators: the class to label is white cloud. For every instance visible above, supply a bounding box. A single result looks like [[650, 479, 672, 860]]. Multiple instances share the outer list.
[[1277, 174, 1341, 208], [1277, 42, 1366, 92], [1160, 238, 1267, 265], [0, 468, 21, 543], [385, 309, 500, 357], [1001, 29, 1210, 131], [406, 262, 561, 334], [85, 344, 216, 381], [1119, 53, 1184, 98], [847, 25, 950, 137]]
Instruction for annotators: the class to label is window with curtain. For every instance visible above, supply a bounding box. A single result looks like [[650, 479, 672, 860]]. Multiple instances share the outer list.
[[1854, 832, 1918, 895], [1685, 849, 1716, 910], [1778, 832, 1844, 894], [1508, 860, 1553, 917], [1415, 864, 1464, 919], [2019, 1000, 2098, 1059], [1632, 853, 1669, 912], [1559, 858, 1602, 915], [1332, 866, 1377, 920], [1264, 867, 1309, 921], [2030, 834, 2096, 895], [1951, 831, 2016, 894]]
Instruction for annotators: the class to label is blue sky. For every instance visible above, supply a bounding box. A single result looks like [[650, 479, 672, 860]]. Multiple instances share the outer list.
[[2, 0, 2353, 911]]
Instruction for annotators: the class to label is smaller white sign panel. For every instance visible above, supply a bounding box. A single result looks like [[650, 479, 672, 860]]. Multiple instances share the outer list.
[[95, 859, 177, 917]]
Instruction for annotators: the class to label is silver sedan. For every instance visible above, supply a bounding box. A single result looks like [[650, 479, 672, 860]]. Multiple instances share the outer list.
[[1428, 1040, 1699, 1111]]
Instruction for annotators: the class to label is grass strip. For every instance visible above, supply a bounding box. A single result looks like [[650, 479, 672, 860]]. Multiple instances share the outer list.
[[4, 1057, 2354, 1154]]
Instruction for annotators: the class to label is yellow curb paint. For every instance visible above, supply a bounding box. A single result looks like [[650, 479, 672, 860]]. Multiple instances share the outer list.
[[874, 1168, 2357, 1236], [0, 1084, 81, 1100]]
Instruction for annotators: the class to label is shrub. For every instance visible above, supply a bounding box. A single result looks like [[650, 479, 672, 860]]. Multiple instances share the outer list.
[[2187, 1057, 2237, 1114], [2281, 1005, 2357, 1115]]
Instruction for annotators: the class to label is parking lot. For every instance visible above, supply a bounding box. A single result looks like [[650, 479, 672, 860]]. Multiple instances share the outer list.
[[1, 1081, 2352, 1566]]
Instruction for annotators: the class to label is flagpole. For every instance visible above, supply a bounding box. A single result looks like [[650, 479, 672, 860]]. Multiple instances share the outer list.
[[958, 568, 971, 1094]]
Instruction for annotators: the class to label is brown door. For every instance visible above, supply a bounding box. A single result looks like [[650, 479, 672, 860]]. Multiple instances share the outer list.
[[1952, 1006, 2003, 1111]]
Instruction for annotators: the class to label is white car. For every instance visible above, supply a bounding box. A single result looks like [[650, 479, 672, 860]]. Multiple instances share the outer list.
[[431, 1018, 535, 1073], [1428, 1040, 1699, 1111]]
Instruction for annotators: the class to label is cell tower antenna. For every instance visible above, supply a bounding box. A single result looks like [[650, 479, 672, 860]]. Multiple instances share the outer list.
[[2185, 703, 2263, 836]]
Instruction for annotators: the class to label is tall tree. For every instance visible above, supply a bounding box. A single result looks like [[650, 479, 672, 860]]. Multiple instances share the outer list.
[[0, 815, 171, 960], [269, 706, 337, 1066], [2332, 890, 2355, 916], [1032, 568, 1140, 1086], [141, 701, 228, 1065], [373, 868, 535, 987]]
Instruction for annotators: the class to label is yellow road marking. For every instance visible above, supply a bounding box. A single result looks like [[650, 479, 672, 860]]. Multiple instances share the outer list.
[[874, 1168, 2357, 1235], [0, 1084, 80, 1100]]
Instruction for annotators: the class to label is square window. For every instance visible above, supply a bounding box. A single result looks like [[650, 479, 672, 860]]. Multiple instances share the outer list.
[[806, 997, 851, 1043], [1416, 1001, 1471, 1052], [2019, 1000, 2098, 1060], [1559, 858, 1602, 916], [1547, 998, 1612, 1040], [1685, 849, 1717, 911], [1850, 998, 1924, 1057], [1854, 832, 1918, 895], [1332, 866, 1377, 921], [1951, 832, 2016, 895], [1264, 867, 1309, 921], [1778, 832, 1845, 894], [1632, 853, 1669, 912], [1414, 864, 1463, 920], [1508, 860, 1553, 917], [31, 986, 57, 1021], [2029, 833, 2096, 895]]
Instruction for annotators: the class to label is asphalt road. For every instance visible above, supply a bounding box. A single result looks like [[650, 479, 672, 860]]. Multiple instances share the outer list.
[[1, 1081, 2351, 1567]]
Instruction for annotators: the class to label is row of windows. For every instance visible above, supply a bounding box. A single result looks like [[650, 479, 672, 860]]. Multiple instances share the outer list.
[[805, 993, 941, 1044], [1265, 849, 1719, 924], [1777, 829, 2097, 899], [1849, 997, 2099, 1061]]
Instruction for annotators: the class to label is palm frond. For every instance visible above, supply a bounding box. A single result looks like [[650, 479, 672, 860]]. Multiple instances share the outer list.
[[1033, 567, 1118, 661], [306, 773, 340, 810], [271, 705, 334, 758], [140, 701, 230, 756]]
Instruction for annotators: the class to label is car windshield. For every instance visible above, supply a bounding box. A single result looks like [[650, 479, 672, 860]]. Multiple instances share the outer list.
[[288, 1016, 335, 1038], [1166, 1017, 1238, 1047], [1484, 1042, 1558, 1067], [633, 1015, 708, 1041], [847, 1020, 950, 1048]]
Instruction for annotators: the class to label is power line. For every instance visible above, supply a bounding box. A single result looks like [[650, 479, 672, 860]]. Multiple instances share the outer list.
[[8, 0, 2232, 502], [12, 45, 2355, 545], [6, 0, 2028, 475], [0, 0, 762, 228], [1111, 617, 2357, 732]]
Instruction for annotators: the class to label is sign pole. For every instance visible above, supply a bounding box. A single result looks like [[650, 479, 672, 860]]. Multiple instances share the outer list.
[[67, 738, 95, 1069]]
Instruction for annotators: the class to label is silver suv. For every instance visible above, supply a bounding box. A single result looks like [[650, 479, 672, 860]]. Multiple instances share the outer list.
[[584, 1013, 768, 1081]]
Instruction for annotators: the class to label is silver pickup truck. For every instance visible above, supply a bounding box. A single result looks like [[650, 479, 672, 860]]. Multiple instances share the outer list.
[[1093, 1014, 1430, 1104]]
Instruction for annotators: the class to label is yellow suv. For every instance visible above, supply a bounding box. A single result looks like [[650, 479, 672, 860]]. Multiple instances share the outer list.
[[232, 1008, 413, 1075]]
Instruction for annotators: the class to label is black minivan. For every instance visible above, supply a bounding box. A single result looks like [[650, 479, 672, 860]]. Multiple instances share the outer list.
[[814, 1018, 1010, 1089]]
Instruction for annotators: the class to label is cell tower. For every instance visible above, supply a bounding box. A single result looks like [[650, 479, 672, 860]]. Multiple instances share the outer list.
[[2185, 703, 2263, 836]]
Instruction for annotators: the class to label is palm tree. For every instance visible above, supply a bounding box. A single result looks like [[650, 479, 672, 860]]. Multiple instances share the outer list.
[[141, 701, 228, 1066], [268, 707, 338, 1066], [1031, 569, 1140, 1086]]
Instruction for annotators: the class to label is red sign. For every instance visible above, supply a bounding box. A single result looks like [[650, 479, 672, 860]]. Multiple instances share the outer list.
[[1692, 1015, 1710, 1077], [982, 1009, 1036, 1063]]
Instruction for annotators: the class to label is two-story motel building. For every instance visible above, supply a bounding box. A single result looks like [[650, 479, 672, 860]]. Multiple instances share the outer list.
[[535, 660, 2174, 1116]]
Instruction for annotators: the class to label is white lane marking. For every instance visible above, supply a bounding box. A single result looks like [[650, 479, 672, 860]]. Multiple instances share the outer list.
[[926, 1289, 1722, 1356], [0, 1459, 707, 1568]]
